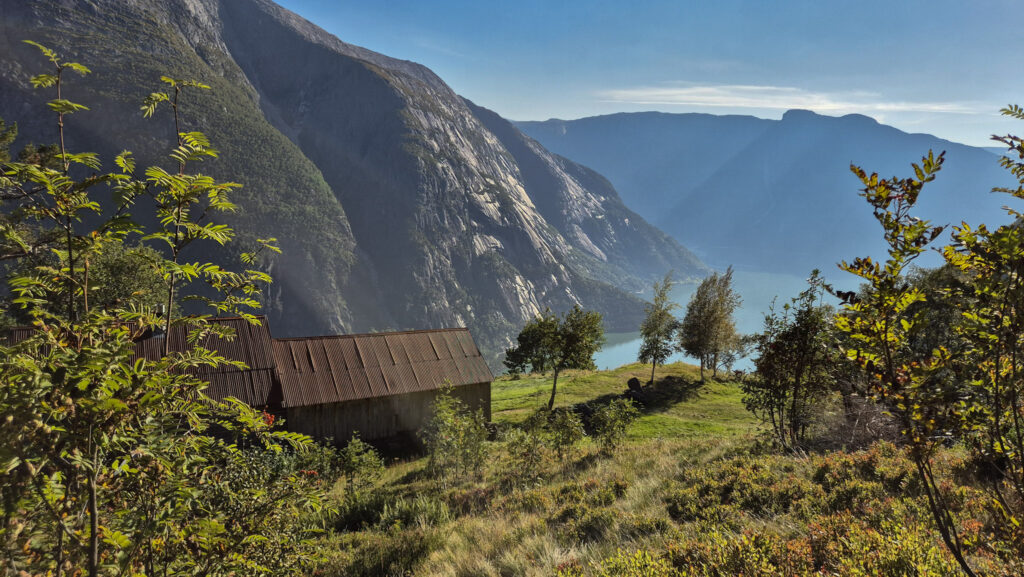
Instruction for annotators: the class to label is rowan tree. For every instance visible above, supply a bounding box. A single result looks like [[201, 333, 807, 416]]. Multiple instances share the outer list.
[[0, 42, 328, 577]]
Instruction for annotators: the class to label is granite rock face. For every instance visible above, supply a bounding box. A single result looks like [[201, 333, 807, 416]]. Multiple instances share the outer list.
[[0, 0, 705, 363]]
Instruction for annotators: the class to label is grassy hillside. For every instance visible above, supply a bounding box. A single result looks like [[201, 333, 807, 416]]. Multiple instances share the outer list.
[[492, 362, 756, 439], [314, 363, 1017, 577]]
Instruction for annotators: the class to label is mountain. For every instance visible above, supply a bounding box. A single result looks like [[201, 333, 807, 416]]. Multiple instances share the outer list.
[[519, 110, 1016, 275], [0, 0, 706, 364]]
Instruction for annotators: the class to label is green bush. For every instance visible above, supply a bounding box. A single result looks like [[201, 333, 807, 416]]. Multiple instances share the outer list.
[[420, 385, 489, 484], [499, 488, 553, 514], [549, 407, 586, 459], [591, 398, 640, 454], [553, 504, 619, 544], [558, 549, 675, 577], [503, 424, 551, 486], [339, 434, 384, 502]]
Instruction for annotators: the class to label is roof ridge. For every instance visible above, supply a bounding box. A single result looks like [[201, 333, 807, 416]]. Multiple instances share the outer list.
[[272, 327, 470, 342]]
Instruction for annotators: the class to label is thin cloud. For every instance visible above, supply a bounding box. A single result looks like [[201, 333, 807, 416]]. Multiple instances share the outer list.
[[598, 84, 980, 115]]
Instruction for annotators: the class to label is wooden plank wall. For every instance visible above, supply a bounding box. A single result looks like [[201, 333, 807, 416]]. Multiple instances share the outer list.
[[285, 382, 491, 443]]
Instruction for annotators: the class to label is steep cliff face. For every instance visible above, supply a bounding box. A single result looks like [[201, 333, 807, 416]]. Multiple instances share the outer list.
[[0, 0, 706, 361]]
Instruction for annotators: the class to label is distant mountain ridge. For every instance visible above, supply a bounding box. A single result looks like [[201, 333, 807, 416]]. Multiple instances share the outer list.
[[519, 110, 1016, 276], [0, 0, 706, 364]]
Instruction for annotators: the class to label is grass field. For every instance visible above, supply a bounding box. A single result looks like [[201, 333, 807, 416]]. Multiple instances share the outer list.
[[316, 362, 1018, 577], [492, 362, 758, 439]]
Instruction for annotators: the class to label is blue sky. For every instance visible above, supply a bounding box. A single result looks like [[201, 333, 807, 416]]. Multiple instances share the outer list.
[[276, 0, 1023, 146]]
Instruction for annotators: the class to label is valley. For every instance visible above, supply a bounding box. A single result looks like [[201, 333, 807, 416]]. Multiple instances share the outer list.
[[2, 1, 1023, 576]]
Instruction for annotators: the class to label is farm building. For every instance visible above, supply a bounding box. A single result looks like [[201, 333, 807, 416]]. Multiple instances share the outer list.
[[3, 317, 282, 408], [273, 329, 492, 441], [3, 317, 492, 443]]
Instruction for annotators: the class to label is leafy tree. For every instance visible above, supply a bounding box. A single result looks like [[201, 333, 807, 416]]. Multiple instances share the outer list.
[[744, 270, 838, 450], [4, 242, 166, 325], [638, 272, 679, 384], [504, 305, 606, 410], [678, 266, 742, 380], [938, 105, 1024, 562], [503, 310, 556, 376], [0, 42, 329, 577], [835, 150, 983, 575]]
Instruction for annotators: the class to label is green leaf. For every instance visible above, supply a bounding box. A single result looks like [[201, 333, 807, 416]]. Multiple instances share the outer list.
[[46, 99, 89, 115]]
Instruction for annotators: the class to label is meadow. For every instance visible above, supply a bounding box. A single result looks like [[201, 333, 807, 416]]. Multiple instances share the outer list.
[[316, 363, 1017, 577]]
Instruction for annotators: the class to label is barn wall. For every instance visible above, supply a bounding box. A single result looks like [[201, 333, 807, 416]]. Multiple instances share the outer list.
[[285, 382, 491, 443]]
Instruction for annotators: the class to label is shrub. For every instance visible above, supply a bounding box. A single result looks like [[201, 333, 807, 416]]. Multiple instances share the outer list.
[[549, 407, 586, 460], [444, 486, 495, 516], [591, 398, 640, 454], [553, 504, 618, 543], [503, 424, 551, 486], [559, 550, 676, 577], [499, 488, 553, 514], [619, 514, 672, 539], [377, 495, 451, 529], [420, 385, 489, 484], [339, 434, 384, 502]]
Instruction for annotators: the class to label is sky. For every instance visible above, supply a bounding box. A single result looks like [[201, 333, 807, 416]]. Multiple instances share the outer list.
[[276, 0, 1024, 147]]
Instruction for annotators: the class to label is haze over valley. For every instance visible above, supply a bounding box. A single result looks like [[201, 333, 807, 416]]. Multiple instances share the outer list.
[[5, 2, 1024, 576]]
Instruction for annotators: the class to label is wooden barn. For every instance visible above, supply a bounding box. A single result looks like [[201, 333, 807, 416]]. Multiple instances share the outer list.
[[272, 329, 492, 441], [2, 317, 281, 408], [4, 318, 492, 444]]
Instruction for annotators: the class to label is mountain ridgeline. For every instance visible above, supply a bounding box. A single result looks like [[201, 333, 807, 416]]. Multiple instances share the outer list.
[[519, 110, 1016, 275], [0, 0, 705, 364]]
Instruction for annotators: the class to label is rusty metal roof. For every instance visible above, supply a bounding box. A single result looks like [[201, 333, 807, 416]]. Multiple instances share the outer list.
[[273, 328, 493, 408], [3, 317, 280, 407]]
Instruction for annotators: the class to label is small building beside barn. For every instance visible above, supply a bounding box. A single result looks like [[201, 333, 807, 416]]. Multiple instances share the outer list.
[[4, 318, 493, 444]]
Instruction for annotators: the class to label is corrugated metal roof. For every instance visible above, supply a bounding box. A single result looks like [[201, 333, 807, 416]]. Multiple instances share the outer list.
[[273, 328, 493, 408], [6, 321, 492, 413], [3, 317, 279, 407]]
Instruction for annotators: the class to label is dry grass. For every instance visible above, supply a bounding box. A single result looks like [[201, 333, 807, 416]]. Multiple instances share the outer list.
[[315, 362, 1019, 576]]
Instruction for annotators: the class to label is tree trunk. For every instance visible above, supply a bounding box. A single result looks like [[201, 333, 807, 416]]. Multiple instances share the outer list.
[[88, 474, 98, 577], [548, 369, 560, 410], [650, 362, 657, 384]]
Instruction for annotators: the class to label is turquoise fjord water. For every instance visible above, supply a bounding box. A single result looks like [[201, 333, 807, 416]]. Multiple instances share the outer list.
[[594, 269, 832, 372]]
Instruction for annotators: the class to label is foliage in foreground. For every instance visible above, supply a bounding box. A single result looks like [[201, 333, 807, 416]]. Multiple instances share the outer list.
[[0, 43, 332, 576]]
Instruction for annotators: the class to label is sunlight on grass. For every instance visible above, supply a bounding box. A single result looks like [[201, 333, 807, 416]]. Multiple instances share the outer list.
[[493, 361, 759, 439]]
